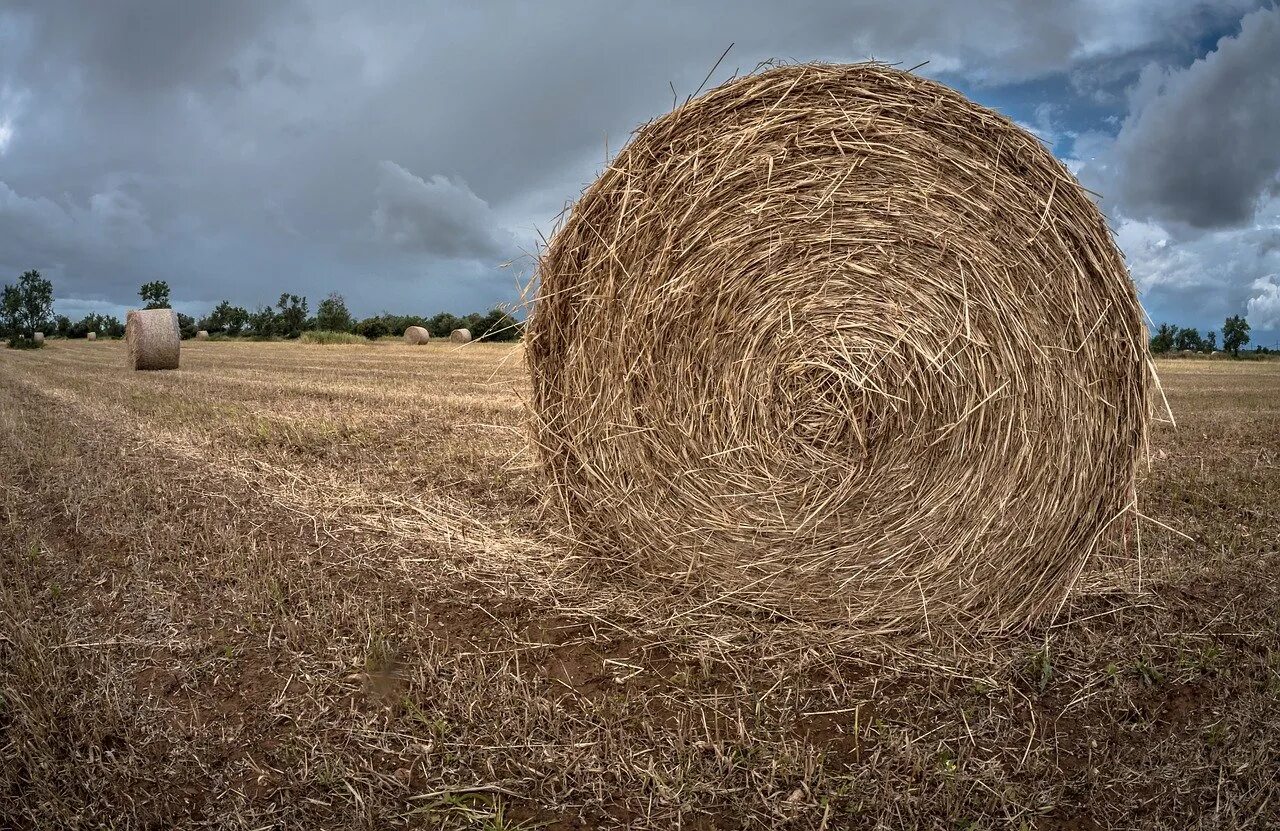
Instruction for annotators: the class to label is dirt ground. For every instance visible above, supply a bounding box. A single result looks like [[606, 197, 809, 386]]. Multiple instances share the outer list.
[[1, 341, 1277, 829]]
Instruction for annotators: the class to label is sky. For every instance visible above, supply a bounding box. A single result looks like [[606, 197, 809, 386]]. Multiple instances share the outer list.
[[1, 1, 1278, 345]]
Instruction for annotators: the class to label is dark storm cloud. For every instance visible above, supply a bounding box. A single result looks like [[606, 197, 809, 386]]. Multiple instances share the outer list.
[[1111, 6, 1280, 229], [0, 0, 1268, 320]]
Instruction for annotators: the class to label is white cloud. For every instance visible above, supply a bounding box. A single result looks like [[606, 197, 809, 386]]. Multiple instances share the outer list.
[[370, 161, 519, 263], [1247, 275, 1280, 329]]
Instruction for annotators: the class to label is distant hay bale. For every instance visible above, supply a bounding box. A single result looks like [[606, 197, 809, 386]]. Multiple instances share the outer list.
[[450, 328, 472, 343], [87, 331, 97, 341], [527, 63, 1149, 631], [196, 330, 209, 340], [125, 308, 180, 371], [404, 325, 430, 345], [33, 332, 44, 343]]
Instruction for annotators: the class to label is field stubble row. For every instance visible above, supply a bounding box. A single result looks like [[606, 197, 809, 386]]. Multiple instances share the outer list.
[[0, 341, 1277, 829]]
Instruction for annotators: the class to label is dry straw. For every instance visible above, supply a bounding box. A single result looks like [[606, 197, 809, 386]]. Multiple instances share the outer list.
[[527, 63, 1149, 632], [33, 332, 44, 343], [404, 325, 431, 345], [87, 332, 97, 341], [196, 330, 209, 340], [126, 309, 180, 371], [450, 328, 472, 343]]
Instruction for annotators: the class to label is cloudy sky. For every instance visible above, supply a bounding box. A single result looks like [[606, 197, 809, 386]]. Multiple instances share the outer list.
[[2, 2, 1278, 345]]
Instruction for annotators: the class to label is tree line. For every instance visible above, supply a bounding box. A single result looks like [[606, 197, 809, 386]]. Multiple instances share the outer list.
[[1149, 315, 1254, 357], [2, 271, 521, 346]]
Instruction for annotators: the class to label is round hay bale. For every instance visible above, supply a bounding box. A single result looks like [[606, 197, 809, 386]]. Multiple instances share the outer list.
[[404, 325, 430, 345], [125, 308, 180, 371], [196, 330, 209, 340], [527, 63, 1149, 630], [450, 328, 472, 344], [33, 332, 44, 343], [86, 331, 97, 341]]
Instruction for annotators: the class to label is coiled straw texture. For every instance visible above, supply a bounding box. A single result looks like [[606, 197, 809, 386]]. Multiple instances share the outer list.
[[126, 309, 180, 371], [527, 63, 1149, 631]]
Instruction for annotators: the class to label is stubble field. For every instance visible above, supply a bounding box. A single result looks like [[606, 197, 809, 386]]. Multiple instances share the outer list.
[[1, 340, 1277, 830]]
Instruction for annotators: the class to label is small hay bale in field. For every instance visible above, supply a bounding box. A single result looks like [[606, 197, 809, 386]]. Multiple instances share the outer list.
[[450, 328, 472, 343], [196, 330, 209, 340], [33, 332, 44, 343], [125, 308, 180, 370], [87, 331, 97, 341], [404, 325, 430, 345], [527, 63, 1150, 631]]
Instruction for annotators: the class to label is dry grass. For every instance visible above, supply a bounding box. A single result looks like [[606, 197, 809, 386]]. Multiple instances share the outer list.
[[529, 63, 1148, 633], [0, 340, 1276, 829]]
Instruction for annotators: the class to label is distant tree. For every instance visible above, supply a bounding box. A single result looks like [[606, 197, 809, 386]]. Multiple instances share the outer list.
[[316, 292, 354, 333], [426, 312, 462, 338], [355, 316, 389, 340], [473, 308, 522, 342], [1222, 315, 1250, 357], [70, 313, 101, 338], [177, 312, 198, 339], [1174, 327, 1202, 352], [275, 293, 308, 338], [203, 300, 250, 336], [1204, 330, 1217, 352], [248, 305, 277, 338], [139, 280, 171, 310], [1150, 323, 1176, 354], [54, 314, 72, 337], [1, 270, 54, 346], [103, 315, 125, 337]]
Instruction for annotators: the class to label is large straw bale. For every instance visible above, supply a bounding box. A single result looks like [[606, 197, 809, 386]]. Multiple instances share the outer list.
[[527, 63, 1150, 631], [404, 326, 430, 345], [33, 332, 44, 343], [87, 331, 97, 341], [126, 308, 180, 370], [196, 330, 209, 340], [450, 328, 472, 343]]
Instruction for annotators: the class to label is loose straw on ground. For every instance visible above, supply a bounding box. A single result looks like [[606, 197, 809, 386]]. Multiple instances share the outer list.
[[404, 326, 430, 345], [527, 62, 1150, 632], [126, 309, 181, 371]]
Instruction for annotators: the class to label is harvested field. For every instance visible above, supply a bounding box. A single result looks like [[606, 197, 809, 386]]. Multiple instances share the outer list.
[[1, 341, 1277, 830]]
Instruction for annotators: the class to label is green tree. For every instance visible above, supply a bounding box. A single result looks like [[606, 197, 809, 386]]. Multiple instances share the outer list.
[[355, 316, 389, 340], [316, 292, 354, 333], [473, 308, 522, 342], [275, 293, 309, 338], [177, 313, 198, 339], [426, 312, 462, 338], [1, 270, 55, 346], [1222, 315, 1250, 357], [248, 305, 277, 338], [1150, 323, 1176, 354], [1174, 327, 1202, 352], [1204, 330, 1217, 352], [54, 314, 72, 336], [139, 280, 171, 309], [202, 300, 249, 336]]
